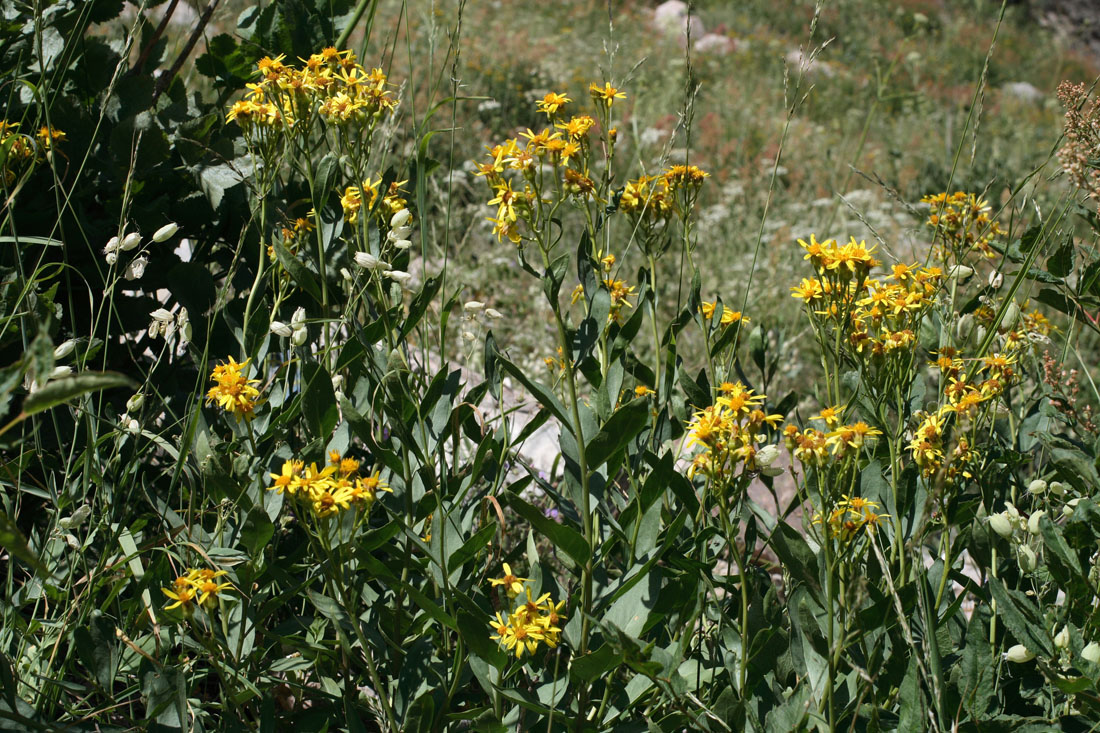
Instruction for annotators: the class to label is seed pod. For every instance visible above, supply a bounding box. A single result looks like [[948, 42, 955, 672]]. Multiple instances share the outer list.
[[1027, 479, 1047, 495], [989, 512, 1014, 539], [1018, 545, 1037, 573]]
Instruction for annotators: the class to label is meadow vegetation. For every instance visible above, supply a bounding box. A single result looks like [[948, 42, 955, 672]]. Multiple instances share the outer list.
[[4, 0, 1100, 730]]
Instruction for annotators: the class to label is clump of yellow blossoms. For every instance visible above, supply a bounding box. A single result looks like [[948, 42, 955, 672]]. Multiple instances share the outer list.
[[488, 569, 566, 660], [225, 48, 397, 135], [1, 121, 65, 183], [268, 450, 390, 519], [206, 356, 261, 421], [340, 176, 409, 225], [685, 382, 783, 482], [700, 300, 748, 328], [162, 567, 234, 614], [811, 495, 889, 541], [920, 191, 1004, 261]]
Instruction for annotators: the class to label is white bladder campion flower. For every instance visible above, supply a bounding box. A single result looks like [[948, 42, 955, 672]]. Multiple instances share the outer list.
[[1005, 645, 1035, 663], [53, 339, 76, 359], [124, 255, 148, 280], [354, 251, 387, 270], [119, 232, 142, 251], [270, 321, 293, 338]]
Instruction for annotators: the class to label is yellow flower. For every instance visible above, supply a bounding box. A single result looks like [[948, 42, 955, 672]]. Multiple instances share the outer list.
[[269, 459, 304, 495], [536, 91, 571, 117], [348, 472, 392, 507], [206, 357, 261, 421], [489, 563, 528, 597], [161, 585, 196, 611], [589, 81, 626, 108]]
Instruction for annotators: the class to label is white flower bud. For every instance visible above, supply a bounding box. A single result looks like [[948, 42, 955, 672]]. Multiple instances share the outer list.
[[1018, 545, 1037, 573], [1049, 481, 1065, 497], [390, 208, 411, 228], [486, 308, 503, 319], [1003, 301, 1020, 329], [1005, 644, 1035, 663], [331, 374, 344, 390], [949, 265, 973, 280], [291, 307, 307, 327], [49, 365, 73, 380], [388, 226, 412, 241], [105, 251, 118, 266], [53, 339, 76, 359], [150, 308, 174, 323], [124, 255, 148, 280], [1028, 479, 1047, 495], [1027, 510, 1046, 535], [292, 326, 308, 347], [756, 444, 781, 470], [1055, 626, 1071, 650], [1005, 502, 1021, 521], [59, 504, 90, 530], [988, 512, 1014, 539], [988, 270, 1004, 289], [126, 418, 140, 434], [354, 252, 387, 270], [152, 222, 179, 242], [340, 267, 353, 281], [464, 301, 485, 312], [119, 232, 142, 251], [127, 393, 144, 412], [1064, 498, 1081, 518], [391, 239, 412, 250], [461, 330, 476, 341], [270, 321, 293, 338], [179, 320, 191, 346], [1082, 642, 1100, 663], [385, 270, 413, 286], [956, 313, 974, 341], [64, 533, 80, 550], [103, 236, 120, 254]]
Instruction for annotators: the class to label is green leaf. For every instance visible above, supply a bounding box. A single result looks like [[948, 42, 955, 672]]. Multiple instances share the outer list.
[[989, 578, 1052, 656], [570, 644, 623, 683], [486, 341, 573, 434], [1038, 514, 1082, 579], [301, 363, 338, 439], [501, 491, 590, 568], [0, 511, 45, 575], [272, 237, 323, 303], [585, 398, 649, 469], [22, 371, 135, 416], [1047, 239, 1074, 279]]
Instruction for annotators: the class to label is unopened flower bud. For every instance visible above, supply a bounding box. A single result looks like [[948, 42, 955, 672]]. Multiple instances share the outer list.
[[989, 512, 1014, 539], [105, 251, 118, 266], [391, 239, 412, 250], [462, 330, 476, 341], [270, 321, 293, 338], [340, 267, 352, 281], [150, 308, 174, 323], [291, 307, 307, 327], [989, 270, 1004, 289], [1049, 481, 1065, 497], [949, 265, 974, 280], [126, 418, 140, 434], [1082, 642, 1100, 663], [1055, 626, 1071, 650], [388, 226, 412, 241], [464, 301, 485, 312], [127, 393, 144, 412], [292, 326, 308, 347], [53, 339, 76, 359], [1018, 545, 1037, 573], [1064, 498, 1081, 518], [1028, 479, 1047, 495], [384, 270, 413, 286], [49, 365, 73, 380], [1005, 644, 1035, 663], [103, 236, 120, 254], [119, 232, 142, 251], [390, 209, 411, 228], [1003, 301, 1020, 328], [354, 252, 387, 270], [331, 374, 344, 390], [486, 308, 503, 319], [59, 504, 90, 530], [1027, 510, 1046, 535], [756, 444, 781, 470], [152, 222, 179, 242]]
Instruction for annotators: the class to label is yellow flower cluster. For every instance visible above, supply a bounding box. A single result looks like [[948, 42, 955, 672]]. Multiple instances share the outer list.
[[268, 451, 390, 519], [340, 176, 409, 225], [811, 495, 888, 541], [488, 566, 566, 659], [225, 48, 397, 134], [206, 356, 261, 421], [700, 301, 748, 328], [685, 382, 783, 480], [161, 568, 234, 613], [792, 236, 944, 362], [619, 165, 709, 223], [1, 121, 65, 183], [921, 191, 1005, 260], [783, 418, 883, 466]]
